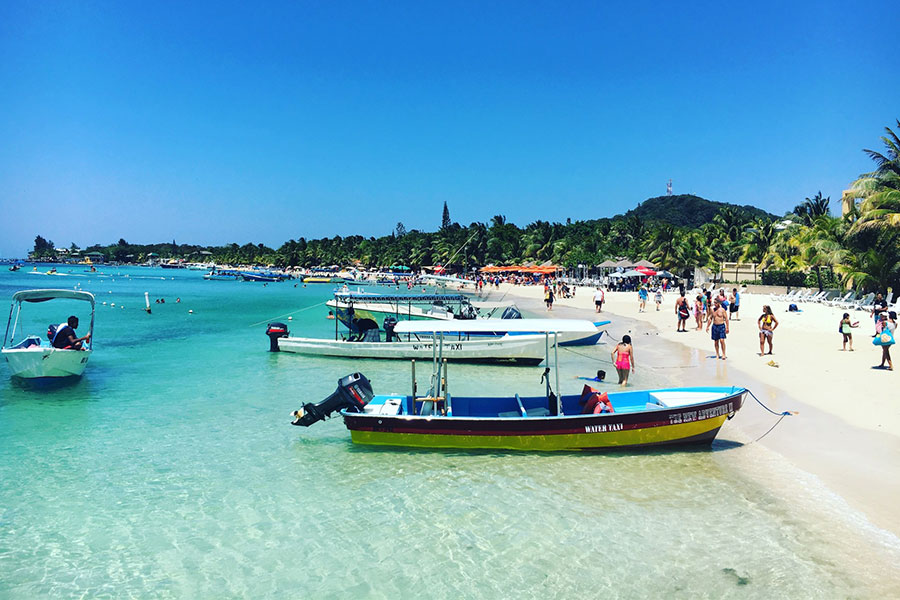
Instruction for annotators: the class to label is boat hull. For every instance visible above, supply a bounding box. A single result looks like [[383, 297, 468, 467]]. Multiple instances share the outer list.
[[277, 335, 546, 364], [2, 347, 91, 379], [341, 390, 745, 451]]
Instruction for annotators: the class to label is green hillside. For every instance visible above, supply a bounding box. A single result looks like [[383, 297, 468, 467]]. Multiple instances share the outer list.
[[622, 195, 776, 227]]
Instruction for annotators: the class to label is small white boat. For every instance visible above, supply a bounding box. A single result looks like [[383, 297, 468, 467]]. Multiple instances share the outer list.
[[267, 319, 601, 365], [2, 289, 95, 379]]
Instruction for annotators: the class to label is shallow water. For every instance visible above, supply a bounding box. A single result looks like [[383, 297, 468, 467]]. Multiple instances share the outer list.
[[1, 267, 899, 598]]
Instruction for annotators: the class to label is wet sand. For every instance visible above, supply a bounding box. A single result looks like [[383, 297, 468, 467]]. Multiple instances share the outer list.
[[483, 284, 900, 539]]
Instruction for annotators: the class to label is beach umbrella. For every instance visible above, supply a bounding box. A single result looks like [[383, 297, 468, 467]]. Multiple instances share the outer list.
[[607, 272, 625, 278], [656, 270, 676, 278], [635, 266, 657, 276], [635, 259, 657, 268], [621, 269, 645, 277]]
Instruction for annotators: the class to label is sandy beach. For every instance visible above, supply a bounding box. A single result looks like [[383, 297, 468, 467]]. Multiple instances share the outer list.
[[493, 282, 900, 537]]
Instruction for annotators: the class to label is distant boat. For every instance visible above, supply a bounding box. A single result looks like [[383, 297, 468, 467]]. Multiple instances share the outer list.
[[2, 289, 95, 380], [203, 269, 240, 281]]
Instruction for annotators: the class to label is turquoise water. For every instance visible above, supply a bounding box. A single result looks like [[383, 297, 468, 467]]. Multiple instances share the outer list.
[[2, 266, 899, 598]]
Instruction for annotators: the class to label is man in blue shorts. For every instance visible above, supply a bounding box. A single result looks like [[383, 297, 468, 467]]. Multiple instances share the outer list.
[[705, 299, 730, 359]]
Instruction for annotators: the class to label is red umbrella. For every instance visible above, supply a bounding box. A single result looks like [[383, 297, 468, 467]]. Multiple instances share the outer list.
[[636, 266, 657, 276]]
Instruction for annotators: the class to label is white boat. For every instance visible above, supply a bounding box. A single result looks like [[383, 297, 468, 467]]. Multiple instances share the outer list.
[[2, 289, 95, 379], [325, 292, 607, 346], [266, 318, 601, 365]]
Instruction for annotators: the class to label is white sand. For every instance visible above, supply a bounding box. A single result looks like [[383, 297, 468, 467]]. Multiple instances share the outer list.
[[494, 283, 900, 535]]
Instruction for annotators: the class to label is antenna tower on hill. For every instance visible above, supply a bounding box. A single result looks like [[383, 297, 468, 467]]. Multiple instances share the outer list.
[[666, 179, 673, 196]]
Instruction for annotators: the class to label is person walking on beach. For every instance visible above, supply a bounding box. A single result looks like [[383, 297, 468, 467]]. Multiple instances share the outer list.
[[757, 305, 779, 355], [706, 299, 729, 359], [544, 285, 554, 311], [730, 288, 741, 320], [612, 335, 635, 386], [675, 292, 690, 332], [638, 286, 648, 312], [654, 287, 663, 311], [871, 293, 888, 335], [593, 287, 605, 313], [694, 294, 704, 331], [840, 312, 859, 351], [875, 312, 896, 370]]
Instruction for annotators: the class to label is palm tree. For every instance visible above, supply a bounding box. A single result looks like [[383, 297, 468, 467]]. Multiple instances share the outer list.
[[847, 119, 900, 235], [740, 219, 779, 279], [793, 192, 831, 226], [645, 224, 678, 270]]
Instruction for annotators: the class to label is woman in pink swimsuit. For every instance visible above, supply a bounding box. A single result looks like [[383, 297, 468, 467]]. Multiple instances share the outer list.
[[612, 335, 635, 386]]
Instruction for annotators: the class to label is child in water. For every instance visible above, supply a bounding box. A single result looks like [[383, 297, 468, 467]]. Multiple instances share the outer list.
[[839, 312, 858, 351]]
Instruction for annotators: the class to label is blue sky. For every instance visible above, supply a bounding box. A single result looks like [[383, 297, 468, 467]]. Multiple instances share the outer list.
[[1, 1, 898, 256]]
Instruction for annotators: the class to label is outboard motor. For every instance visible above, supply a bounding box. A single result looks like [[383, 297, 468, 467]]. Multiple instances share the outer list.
[[383, 317, 398, 342], [291, 373, 374, 427], [266, 322, 289, 352], [501, 306, 522, 320]]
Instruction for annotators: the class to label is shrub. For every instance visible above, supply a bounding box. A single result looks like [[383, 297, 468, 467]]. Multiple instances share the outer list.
[[761, 270, 807, 287]]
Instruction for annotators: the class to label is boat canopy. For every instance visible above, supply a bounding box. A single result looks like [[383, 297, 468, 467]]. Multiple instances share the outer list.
[[394, 318, 598, 334], [12, 289, 95, 306], [334, 293, 469, 303]]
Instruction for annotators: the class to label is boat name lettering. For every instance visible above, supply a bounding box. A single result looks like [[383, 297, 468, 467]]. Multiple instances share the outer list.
[[410, 343, 463, 351], [669, 402, 733, 424], [584, 422, 623, 433]]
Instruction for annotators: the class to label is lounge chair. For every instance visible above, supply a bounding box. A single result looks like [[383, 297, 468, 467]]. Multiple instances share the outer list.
[[852, 293, 875, 311], [828, 291, 855, 308]]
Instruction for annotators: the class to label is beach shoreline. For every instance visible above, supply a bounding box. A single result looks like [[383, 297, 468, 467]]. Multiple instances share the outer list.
[[487, 282, 900, 538]]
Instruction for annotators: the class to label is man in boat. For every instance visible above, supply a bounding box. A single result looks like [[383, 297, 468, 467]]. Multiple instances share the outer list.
[[52, 316, 91, 350]]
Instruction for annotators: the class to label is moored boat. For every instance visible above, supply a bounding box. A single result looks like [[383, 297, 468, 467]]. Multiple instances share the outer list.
[[267, 318, 602, 364], [290, 320, 747, 451]]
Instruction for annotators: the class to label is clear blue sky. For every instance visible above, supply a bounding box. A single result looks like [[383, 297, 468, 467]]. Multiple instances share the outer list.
[[1, 1, 898, 256]]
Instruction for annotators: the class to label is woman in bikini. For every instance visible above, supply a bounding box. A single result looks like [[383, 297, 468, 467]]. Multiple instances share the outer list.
[[757, 305, 779, 355], [694, 294, 704, 331], [611, 335, 635, 386]]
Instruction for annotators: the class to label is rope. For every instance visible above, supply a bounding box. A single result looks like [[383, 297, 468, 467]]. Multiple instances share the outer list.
[[745, 389, 796, 443], [248, 300, 329, 327]]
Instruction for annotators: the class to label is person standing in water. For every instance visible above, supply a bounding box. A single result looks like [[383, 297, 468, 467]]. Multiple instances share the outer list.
[[706, 299, 729, 359], [611, 335, 635, 386], [757, 304, 779, 355]]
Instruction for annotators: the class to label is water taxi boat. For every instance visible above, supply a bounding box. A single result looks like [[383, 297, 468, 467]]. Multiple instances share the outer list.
[[2, 289, 95, 379], [291, 321, 747, 451], [268, 318, 600, 364], [325, 292, 607, 346]]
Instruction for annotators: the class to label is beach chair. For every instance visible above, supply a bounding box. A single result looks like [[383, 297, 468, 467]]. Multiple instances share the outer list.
[[774, 290, 797, 302], [794, 290, 813, 303], [828, 291, 855, 308], [851, 293, 875, 311], [800, 290, 821, 302]]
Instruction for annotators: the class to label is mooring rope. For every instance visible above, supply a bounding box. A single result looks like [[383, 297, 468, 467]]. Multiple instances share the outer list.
[[248, 300, 329, 328], [745, 389, 797, 443]]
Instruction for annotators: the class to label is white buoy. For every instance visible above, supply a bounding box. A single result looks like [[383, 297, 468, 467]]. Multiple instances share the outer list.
[[102, 302, 107, 305], [288, 316, 293, 320], [189, 310, 193, 314], [111, 303, 115, 307]]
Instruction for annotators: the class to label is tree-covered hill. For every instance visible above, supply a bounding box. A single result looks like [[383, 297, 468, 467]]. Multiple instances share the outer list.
[[623, 195, 777, 227]]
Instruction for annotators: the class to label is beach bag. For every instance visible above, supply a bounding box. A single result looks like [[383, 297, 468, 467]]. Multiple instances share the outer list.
[[840, 323, 851, 334], [873, 327, 895, 346]]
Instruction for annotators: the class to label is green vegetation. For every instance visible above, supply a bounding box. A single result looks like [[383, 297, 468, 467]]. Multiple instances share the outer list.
[[31, 120, 900, 293]]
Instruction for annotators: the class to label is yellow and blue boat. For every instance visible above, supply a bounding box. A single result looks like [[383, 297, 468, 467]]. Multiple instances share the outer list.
[[291, 321, 747, 451]]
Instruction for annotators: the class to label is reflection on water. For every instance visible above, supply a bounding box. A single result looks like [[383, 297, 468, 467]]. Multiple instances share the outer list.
[[1, 267, 899, 598]]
